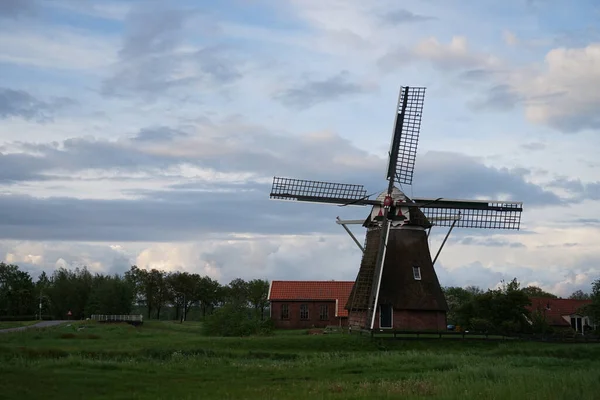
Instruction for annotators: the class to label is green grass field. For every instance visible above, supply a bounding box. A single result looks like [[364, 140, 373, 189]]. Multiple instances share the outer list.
[[1, 321, 599, 399], [0, 320, 38, 330]]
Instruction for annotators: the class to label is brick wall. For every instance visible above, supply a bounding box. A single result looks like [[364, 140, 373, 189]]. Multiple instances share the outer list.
[[270, 300, 346, 329], [349, 309, 447, 330]]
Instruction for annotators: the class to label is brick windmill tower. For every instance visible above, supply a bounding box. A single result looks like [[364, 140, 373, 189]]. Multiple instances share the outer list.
[[269, 86, 523, 331]]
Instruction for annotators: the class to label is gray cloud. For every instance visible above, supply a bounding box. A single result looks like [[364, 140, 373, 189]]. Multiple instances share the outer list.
[[0, 87, 73, 122], [0, 184, 366, 242], [547, 176, 600, 200], [454, 236, 526, 248], [0, 152, 49, 183], [546, 107, 600, 134], [102, 6, 241, 97], [275, 71, 375, 109], [132, 126, 188, 142], [0, 132, 566, 243], [413, 151, 562, 206], [536, 242, 579, 249], [15, 137, 174, 172], [0, 0, 35, 18], [459, 69, 495, 81], [573, 218, 600, 226], [1, 119, 384, 187], [435, 261, 519, 288], [468, 84, 522, 112], [548, 176, 585, 193], [381, 9, 436, 24], [2, 116, 564, 208], [521, 142, 546, 151]]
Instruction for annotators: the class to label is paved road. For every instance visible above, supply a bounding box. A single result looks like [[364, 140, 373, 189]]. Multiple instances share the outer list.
[[0, 320, 68, 334]]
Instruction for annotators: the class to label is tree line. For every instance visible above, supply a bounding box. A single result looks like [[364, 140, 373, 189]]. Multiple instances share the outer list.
[[2, 261, 598, 335], [0, 263, 269, 322], [443, 278, 600, 334]]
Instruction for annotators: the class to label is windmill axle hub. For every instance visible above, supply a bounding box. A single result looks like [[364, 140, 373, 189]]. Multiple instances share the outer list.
[[383, 195, 393, 208]]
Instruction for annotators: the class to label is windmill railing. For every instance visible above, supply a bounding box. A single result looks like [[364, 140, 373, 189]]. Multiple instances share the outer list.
[[90, 314, 144, 325]]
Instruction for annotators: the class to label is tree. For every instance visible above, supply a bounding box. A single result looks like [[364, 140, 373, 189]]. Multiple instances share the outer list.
[[86, 274, 134, 315], [197, 276, 221, 318], [449, 278, 531, 334], [126, 267, 168, 319], [0, 263, 35, 317], [247, 279, 270, 320], [521, 285, 558, 298], [226, 278, 249, 306], [46, 267, 93, 319], [36, 271, 51, 318], [569, 290, 591, 300], [465, 286, 484, 296], [582, 279, 600, 327], [166, 271, 201, 321], [145, 269, 169, 319], [443, 286, 480, 326]]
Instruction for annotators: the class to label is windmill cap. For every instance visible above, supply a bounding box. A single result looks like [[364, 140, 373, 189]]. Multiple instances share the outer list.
[[375, 187, 409, 202]]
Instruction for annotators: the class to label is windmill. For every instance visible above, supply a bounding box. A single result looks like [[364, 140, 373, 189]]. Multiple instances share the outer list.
[[269, 86, 523, 331]]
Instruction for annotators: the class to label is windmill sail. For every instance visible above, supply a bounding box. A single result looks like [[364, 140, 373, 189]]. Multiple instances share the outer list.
[[411, 198, 523, 230], [269, 177, 371, 206], [386, 86, 426, 186]]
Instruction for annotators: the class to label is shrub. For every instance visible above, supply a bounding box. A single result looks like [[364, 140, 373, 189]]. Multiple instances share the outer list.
[[469, 318, 492, 332], [202, 303, 273, 337]]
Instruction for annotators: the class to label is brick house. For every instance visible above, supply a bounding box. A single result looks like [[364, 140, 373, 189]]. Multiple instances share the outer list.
[[527, 297, 595, 333], [268, 281, 354, 329]]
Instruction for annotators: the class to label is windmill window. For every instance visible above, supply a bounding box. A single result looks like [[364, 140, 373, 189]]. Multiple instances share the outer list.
[[280, 304, 289, 320], [319, 305, 329, 320], [413, 266, 422, 280], [300, 304, 309, 320]]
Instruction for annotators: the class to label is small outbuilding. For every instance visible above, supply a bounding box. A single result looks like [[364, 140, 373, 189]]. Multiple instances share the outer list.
[[527, 297, 595, 333], [268, 280, 354, 329]]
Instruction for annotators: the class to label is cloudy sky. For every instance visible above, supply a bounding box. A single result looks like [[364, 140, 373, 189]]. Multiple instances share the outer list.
[[1, 0, 599, 296]]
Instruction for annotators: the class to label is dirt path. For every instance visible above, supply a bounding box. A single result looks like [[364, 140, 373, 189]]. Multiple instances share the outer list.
[[0, 320, 68, 334]]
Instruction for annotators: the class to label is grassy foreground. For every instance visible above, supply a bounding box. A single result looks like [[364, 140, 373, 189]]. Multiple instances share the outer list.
[[0, 320, 38, 330], [0, 321, 599, 399]]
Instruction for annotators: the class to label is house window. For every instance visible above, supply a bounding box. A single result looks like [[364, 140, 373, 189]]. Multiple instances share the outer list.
[[413, 266, 421, 280], [300, 304, 309, 320], [280, 304, 289, 320], [319, 305, 329, 321]]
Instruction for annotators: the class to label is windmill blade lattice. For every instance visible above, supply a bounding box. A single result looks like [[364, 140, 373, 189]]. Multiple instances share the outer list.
[[412, 198, 523, 230], [387, 86, 426, 186], [270, 177, 370, 206]]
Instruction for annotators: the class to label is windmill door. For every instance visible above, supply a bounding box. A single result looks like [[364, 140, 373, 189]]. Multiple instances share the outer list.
[[380, 304, 393, 329]]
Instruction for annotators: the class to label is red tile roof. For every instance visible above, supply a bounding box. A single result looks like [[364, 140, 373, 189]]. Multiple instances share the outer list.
[[526, 297, 592, 326], [268, 280, 354, 317]]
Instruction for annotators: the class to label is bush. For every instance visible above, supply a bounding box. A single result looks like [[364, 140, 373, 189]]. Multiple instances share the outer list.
[[202, 303, 273, 337], [469, 318, 492, 332]]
